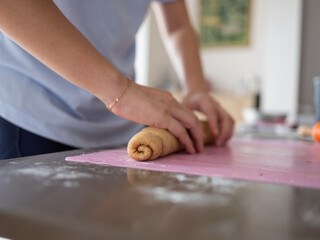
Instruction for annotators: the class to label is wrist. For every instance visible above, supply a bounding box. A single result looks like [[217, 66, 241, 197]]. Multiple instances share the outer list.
[[92, 72, 129, 106], [182, 78, 211, 96], [106, 77, 131, 111]]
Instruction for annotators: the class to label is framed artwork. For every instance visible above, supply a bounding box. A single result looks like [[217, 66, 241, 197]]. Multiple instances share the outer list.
[[200, 0, 251, 47]]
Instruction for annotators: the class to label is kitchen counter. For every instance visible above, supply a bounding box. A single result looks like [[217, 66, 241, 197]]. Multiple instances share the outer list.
[[0, 141, 319, 240]]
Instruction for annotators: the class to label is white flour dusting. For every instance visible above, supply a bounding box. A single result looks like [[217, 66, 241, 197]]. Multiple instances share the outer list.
[[143, 186, 232, 206], [303, 209, 320, 226], [53, 172, 92, 180], [16, 167, 52, 177], [139, 174, 245, 206], [63, 181, 80, 188], [14, 165, 93, 187]]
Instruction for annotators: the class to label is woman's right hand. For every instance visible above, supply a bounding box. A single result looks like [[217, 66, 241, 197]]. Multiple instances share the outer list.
[[108, 79, 204, 154]]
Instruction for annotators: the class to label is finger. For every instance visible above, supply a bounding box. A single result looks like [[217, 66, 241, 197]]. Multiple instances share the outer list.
[[161, 94, 204, 152], [166, 117, 196, 154], [215, 108, 235, 146], [199, 101, 220, 137], [170, 104, 204, 152]]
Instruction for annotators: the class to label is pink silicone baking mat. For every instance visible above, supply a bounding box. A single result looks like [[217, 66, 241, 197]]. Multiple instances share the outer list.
[[66, 138, 320, 189]]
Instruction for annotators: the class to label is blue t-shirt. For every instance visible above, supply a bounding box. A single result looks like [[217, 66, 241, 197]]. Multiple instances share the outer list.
[[0, 0, 176, 148]]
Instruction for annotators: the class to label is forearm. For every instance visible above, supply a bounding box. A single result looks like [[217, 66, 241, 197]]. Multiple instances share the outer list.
[[165, 25, 208, 93], [0, 0, 125, 104], [153, 2, 208, 94]]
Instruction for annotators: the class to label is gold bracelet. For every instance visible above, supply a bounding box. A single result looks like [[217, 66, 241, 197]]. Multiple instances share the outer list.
[[107, 77, 131, 111]]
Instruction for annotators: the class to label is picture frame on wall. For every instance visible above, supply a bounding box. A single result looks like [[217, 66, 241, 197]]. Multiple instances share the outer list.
[[200, 0, 251, 47]]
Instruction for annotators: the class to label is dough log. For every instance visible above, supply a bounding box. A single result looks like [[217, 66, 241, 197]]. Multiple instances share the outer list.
[[127, 121, 213, 161]]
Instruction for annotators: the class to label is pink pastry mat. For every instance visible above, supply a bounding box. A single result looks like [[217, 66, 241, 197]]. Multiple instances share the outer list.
[[66, 137, 320, 189]]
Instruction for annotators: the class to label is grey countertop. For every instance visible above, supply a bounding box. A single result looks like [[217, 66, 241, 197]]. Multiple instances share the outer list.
[[0, 142, 320, 240]]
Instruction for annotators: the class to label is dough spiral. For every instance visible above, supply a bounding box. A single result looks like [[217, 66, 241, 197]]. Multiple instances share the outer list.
[[127, 121, 213, 161]]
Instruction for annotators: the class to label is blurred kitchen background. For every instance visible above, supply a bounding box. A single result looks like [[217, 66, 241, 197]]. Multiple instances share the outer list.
[[135, 0, 319, 130]]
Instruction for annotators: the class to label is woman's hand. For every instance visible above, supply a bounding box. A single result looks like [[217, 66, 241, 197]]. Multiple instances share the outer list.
[[109, 80, 204, 154], [182, 91, 235, 146]]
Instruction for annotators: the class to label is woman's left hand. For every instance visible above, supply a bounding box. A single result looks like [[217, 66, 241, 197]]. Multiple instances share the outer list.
[[182, 91, 235, 146]]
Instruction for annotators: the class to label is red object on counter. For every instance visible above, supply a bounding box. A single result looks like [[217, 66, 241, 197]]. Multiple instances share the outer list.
[[312, 122, 320, 143]]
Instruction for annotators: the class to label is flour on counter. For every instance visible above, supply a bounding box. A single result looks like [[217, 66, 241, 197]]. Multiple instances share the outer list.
[[14, 165, 93, 186], [53, 172, 92, 180], [16, 167, 52, 178], [139, 174, 245, 206], [63, 181, 80, 188]]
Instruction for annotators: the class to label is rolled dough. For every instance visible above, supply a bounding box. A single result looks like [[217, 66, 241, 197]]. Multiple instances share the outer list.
[[127, 121, 214, 161]]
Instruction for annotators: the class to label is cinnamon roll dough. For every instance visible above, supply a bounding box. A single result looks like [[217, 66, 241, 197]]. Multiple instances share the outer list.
[[127, 121, 213, 161]]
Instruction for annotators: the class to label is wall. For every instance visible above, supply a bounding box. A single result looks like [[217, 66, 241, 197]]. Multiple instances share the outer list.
[[261, 0, 302, 121], [299, 0, 320, 114], [135, 0, 303, 120], [185, 0, 267, 93]]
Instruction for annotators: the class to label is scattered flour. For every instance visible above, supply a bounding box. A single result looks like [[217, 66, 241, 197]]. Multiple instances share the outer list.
[[15, 165, 93, 187], [63, 181, 80, 188], [16, 167, 52, 178], [53, 172, 92, 180], [140, 174, 245, 206], [175, 174, 188, 182], [143, 186, 232, 206], [303, 209, 320, 226]]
